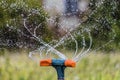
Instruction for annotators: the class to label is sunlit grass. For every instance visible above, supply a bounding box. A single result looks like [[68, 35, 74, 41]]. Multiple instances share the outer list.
[[0, 50, 120, 80]]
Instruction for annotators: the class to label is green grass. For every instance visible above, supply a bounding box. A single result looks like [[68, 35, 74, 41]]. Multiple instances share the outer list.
[[0, 51, 120, 80]]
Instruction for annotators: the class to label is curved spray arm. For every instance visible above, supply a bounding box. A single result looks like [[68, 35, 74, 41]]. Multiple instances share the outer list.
[[73, 30, 92, 62], [72, 34, 86, 60], [23, 19, 67, 60]]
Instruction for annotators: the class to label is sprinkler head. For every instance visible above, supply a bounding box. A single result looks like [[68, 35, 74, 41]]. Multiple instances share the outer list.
[[40, 59, 76, 80], [40, 59, 76, 67]]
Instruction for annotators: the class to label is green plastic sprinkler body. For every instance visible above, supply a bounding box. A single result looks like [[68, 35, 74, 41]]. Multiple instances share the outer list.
[[40, 59, 76, 80]]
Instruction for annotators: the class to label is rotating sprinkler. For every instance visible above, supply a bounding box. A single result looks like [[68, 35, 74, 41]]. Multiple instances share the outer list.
[[40, 59, 76, 80], [26, 0, 92, 80]]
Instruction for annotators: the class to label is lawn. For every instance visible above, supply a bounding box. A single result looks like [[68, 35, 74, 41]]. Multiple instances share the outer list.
[[0, 51, 120, 80]]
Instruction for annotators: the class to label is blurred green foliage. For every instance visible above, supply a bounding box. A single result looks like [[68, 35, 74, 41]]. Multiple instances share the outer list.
[[66, 0, 120, 51], [0, 0, 120, 51], [0, 0, 52, 49], [87, 0, 120, 51]]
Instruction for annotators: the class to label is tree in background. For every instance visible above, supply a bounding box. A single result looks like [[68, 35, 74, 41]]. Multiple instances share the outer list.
[[65, 0, 120, 51], [0, 0, 52, 49], [0, 0, 120, 51]]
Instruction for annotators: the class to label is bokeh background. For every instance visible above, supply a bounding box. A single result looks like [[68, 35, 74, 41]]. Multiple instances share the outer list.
[[0, 0, 120, 80]]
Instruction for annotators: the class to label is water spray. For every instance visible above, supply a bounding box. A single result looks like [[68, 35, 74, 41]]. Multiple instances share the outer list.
[[26, 0, 116, 80], [27, 0, 92, 79]]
